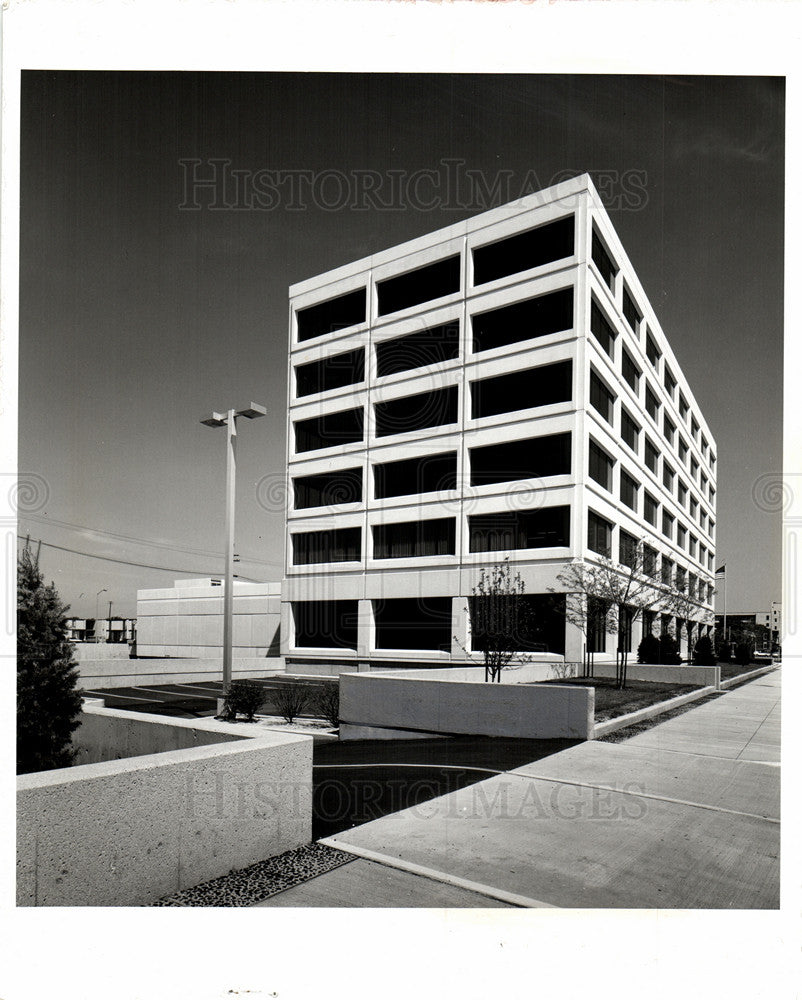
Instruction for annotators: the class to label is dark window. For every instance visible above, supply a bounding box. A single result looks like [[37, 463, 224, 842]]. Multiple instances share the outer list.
[[295, 407, 364, 453], [664, 416, 675, 445], [375, 322, 460, 378], [644, 438, 659, 474], [678, 437, 689, 463], [471, 360, 572, 420], [644, 545, 659, 578], [291, 527, 361, 565], [701, 435, 709, 458], [678, 393, 689, 419], [710, 486, 716, 504], [620, 469, 638, 511], [661, 557, 673, 586], [589, 439, 613, 491], [645, 332, 660, 368], [374, 451, 457, 500], [377, 256, 461, 316], [622, 348, 641, 393], [293, 468, 362, 509], [293, 600, 358, 649], [691, 457, 699, 481], [473, 215, 574, 285], [472, 287, 573, 353], [470, 432, 571, 486], [676, 566, 686, 591], [677, 523, 687, 549], [619, 605, 635, 653], [587, 596, 609, 653], [644, 492, 658, 527], [590, 369, 615, 423], [619, 530, 638, 570], [297, 288, 366, 342], [470, 593, 565, 655], [373, 518, 456, 559], [374, 385, 458, 437], [469, 505, 570, 553], [590, 299, 617, 358], [678, 481, 688, 508], [295, 347, 365, 397], [662, 510, 674, 540], [592, 227, 617, 290], [689, 535, 698, 559], [691, 416, 700, 439], [588, 511, 612, 557], [710, 453, 716, 472], [645, 385, 660, 421], [701, 473, 708, 495], [664, 366, 676, 397], [663, 461, 675, 492], [373, 597, 452, 651], [621, 409, 640, 453], [622, 285, 641, 333]]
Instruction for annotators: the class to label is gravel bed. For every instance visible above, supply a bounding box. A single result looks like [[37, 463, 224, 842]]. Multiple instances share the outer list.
[[151, 841, 354, 907]]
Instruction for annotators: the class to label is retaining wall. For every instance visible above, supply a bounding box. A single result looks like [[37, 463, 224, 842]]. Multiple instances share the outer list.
[[77, 655, 284, 690], [17, 709, 312, 907], [339, 672, 593, 740], [590, 662, 718, 686]]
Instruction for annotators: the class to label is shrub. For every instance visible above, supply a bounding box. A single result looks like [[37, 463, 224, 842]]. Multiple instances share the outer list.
[[274, 680, 310, 724], [637, 633, 660, 664], [693, 634, 717, 666], [717, 640, 732, 662], [221, 679, 265, 721], [312, 682, 340, 728], [658, 632, 681, 665], [735, 642, 752, 667]]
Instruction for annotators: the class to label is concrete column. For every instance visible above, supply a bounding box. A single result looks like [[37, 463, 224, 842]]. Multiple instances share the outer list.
[[357, 599, 373, 660], [279, 601, 293, 657], [451, 596, 470, 662]]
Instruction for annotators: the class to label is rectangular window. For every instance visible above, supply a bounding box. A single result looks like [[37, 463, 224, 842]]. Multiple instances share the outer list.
[[709, 518, 715, 536], [587, 597, 609, 653], [373, 597, 452, 651], [710, 486, 716, 504], [619, 529, 638, 569], [470, 432, 571, 486], [588, 510, 612, 556], [620, 469, 638, 511], [691, 457, 699, 481], [701, 473, 708, 495], [664, 366, 676, 398], [295, 347, 365, 397], [374, 451, 456, 500], [663, 461, 675, 492], [644, 544, 659, 579], [295, 407, 364, 453], [589, 438, 614, 491], [590, 369, 615, 424], [293, 600, 358, 649], [710, 454, 716, 473], [373, 518, 456, 559], [473, 215, 574, 285], [690, 496, 698, 521], [661, 556, 674, 586], [590, 299, 617, 358], [644, 492, 658, 527], [677, 523, 687, 549], [469, 505, 570, 553], [471, 360, 572, 420], [701, 435, 709, 459], [375, 322, 460, 378], [621, 409, 640, 453], [291, 527, 361, 565], [297, 288, 366, 342], [621, 348, 641, 393], [689, 535, 698, 559], [644, 438, 659, 475], [294, 468, 362, 509], [664, 415, 676, 445], [374, 385, 458, 437], [678, 481, 688, 508], [662, 510, 674, 540], [678, 393, 689, 419], [377, 255, 460, 316], [592, 227, 617, 290], [646, 332, 661, 369], [472, 287, 573, 353], [699, 543, 707, 565], [678, 437, 689, 463], [676, 566, 686, 591], [622, 285, 641, 333], [691, 416, 700, 439], [471, 594, 565, 655], [645, 385, 660, 422], [699, 511, 706, 533]]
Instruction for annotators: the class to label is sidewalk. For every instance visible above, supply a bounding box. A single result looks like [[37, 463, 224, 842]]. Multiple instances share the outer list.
[[259, 671, 780, 908]]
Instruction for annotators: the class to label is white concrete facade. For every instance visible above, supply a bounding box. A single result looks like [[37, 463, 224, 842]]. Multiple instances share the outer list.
[[282, 174, 716, 671]]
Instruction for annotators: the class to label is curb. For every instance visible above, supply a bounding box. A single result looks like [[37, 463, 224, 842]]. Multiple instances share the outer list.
[[593, 684, 716, 739], [719, 664, 778, 690]]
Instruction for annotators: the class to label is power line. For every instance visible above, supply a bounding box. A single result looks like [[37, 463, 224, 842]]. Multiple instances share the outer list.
[[17, 535, 277, 579]]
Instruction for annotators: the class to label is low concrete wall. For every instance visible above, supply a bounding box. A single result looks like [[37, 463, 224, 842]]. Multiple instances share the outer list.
[[590, 663, 717, 686], [287, 655, 569, 678], [339, 673, 593, 741], [73, 643, 134, 661], [17, 709, 313, 907], [380, 662, 580, 684], [77, 656, 284, 690]]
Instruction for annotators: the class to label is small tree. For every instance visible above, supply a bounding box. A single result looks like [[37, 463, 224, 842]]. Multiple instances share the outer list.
[[468, 559, 539, 682], [17, 541, 83, 774], [274, 680, 310, 723], [637, 633, 660, 664], [658, 632, 682, 665], [693, 634, 717, 666]]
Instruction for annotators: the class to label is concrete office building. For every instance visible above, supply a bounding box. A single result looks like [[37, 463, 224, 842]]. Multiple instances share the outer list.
[[282, 174, 717, 674]]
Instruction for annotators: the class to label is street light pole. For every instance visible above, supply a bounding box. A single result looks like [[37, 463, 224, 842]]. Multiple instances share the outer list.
[[95, 588, 107, 642], [201, 402, 266, 691]]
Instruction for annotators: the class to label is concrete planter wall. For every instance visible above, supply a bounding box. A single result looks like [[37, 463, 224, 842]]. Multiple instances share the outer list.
[[339, 672, 593, 741], [17, 708, 313, 907], [76, 655, 283, 690], [590, 662, 718, 686]]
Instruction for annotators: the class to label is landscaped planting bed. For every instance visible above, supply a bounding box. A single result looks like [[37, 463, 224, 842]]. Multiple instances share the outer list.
[[719, 661, 774, 682], [538, 677, 702, 722]]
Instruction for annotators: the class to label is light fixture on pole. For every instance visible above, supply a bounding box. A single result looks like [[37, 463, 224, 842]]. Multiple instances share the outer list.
[[201, 402, 266, 690], [95, 588, 107, 641]]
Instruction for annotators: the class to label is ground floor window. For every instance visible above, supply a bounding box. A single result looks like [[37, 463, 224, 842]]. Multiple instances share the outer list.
[[588, 597, 609, 653], [470, 593, 565, 655], [292, 600, 358, 649], [373, 597, 452, 651]]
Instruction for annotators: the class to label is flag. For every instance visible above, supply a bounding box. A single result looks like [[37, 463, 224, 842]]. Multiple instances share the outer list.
[[715, 565, 726, 575]]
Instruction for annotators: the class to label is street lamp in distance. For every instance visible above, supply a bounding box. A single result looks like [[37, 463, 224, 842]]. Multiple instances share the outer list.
[[200, 402, 267, 691]]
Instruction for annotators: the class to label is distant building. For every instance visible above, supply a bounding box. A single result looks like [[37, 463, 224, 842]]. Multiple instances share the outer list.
[[715, 607, 780, 649], [66, 617, 135, 644]]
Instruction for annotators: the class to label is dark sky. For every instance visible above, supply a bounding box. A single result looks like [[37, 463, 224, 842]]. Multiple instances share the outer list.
[[18, 72, 784, 618]]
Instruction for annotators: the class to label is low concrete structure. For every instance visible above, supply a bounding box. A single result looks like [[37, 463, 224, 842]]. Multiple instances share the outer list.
[[17, 706, 312, 907], [339, 671, 594, 740], [136, 577, 281, 659], [590, 662, 717, 686], [76, 654, 283, 690]]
